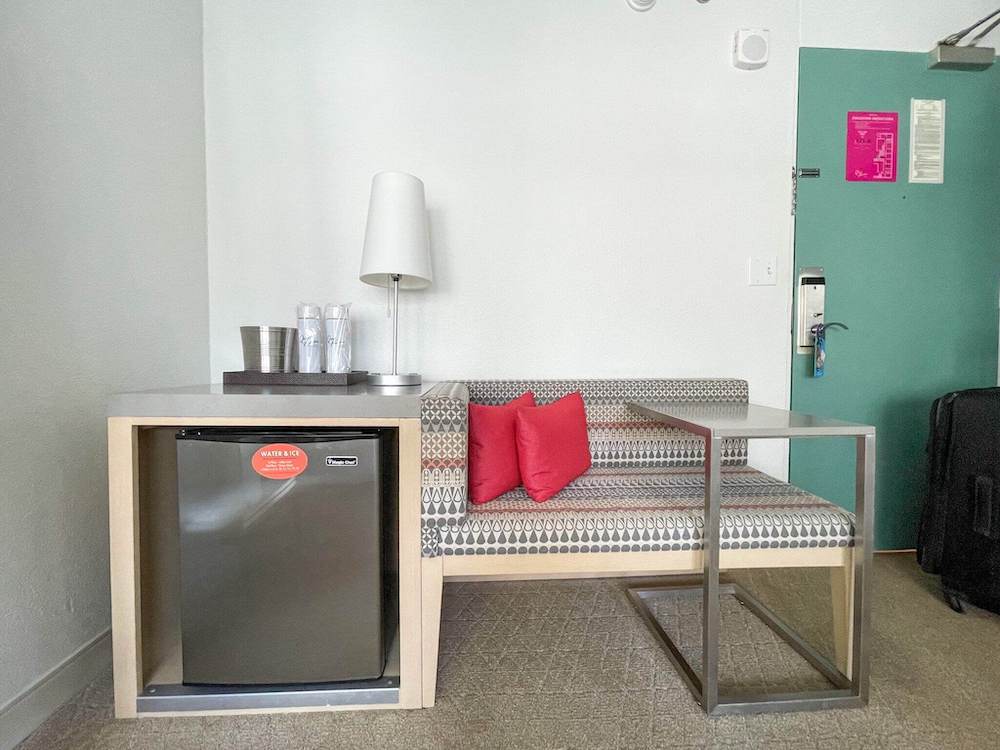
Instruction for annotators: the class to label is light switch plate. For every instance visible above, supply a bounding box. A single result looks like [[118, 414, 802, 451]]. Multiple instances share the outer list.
[[748, 256, 777, 286]]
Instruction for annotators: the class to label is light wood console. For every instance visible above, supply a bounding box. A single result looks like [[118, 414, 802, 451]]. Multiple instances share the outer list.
[[107, 384, 428, 717]]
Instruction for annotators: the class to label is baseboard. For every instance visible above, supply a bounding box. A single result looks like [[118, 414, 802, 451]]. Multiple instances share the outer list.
[[0, 629, 112, 750]]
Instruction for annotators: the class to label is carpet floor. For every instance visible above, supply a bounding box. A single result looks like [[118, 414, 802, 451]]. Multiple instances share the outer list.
[[17, 554, 1000, 749]]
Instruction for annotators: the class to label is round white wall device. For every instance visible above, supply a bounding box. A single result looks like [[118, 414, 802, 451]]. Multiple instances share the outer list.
[[733, 28, 769, 70], [626, 0, 656, 11]]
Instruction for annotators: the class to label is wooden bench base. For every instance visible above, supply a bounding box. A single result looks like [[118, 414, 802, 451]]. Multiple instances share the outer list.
[[420, 547, 855, 707]]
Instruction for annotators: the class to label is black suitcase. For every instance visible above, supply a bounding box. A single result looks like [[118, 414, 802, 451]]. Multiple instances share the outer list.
[[918, 388, 1000, 614]]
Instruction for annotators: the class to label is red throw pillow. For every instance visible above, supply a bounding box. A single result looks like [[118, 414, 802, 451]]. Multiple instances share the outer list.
[[515, 392, 592, 502], [467, 391, 536, 504]]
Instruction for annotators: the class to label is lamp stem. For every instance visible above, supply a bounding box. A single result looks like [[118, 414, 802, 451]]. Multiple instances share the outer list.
[[391, 274, 400, 376]]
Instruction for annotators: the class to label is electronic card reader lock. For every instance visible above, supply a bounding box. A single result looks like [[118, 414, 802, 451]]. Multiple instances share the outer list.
[[797, 267, 848, 377]]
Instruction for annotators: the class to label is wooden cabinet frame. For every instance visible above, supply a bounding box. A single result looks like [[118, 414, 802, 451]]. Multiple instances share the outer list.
[[107, 416, 423, 718]]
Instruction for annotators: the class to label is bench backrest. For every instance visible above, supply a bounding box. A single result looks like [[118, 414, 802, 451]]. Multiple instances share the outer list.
[[465, 378, 749, 468], [419, 378, 749, 557]]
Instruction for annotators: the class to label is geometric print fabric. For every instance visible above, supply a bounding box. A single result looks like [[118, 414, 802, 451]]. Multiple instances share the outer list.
[[420, 378, 852, 558], [439, 465, 855, 556]]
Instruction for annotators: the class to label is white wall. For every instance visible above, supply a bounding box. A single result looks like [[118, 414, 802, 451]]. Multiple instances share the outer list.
[[801, 0, 1000, 52], [0, 0, 208, 741], [204, 0, 800, 475]]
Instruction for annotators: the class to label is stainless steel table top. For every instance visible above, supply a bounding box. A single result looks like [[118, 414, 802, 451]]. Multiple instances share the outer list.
[[628, 401, 875, 439]]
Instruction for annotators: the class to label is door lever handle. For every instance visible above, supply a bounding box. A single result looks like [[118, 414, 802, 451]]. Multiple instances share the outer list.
[[811, 321, 848, 335]]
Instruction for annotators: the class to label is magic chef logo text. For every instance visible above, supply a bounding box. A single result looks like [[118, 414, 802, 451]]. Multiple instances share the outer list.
[[326, 456, 359, 467]]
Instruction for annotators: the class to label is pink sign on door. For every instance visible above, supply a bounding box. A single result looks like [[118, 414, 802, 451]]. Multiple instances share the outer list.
[[845, 111, 898, 182]]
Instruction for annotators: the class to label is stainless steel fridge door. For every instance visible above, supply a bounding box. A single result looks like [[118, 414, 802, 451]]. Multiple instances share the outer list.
[[177, 433, 384, 685]]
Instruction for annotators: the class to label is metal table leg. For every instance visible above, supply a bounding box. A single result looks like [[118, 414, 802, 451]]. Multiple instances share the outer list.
[[852, 433, 875, 702], [627, 431, 875, 716], [702, 435, 722, 714]]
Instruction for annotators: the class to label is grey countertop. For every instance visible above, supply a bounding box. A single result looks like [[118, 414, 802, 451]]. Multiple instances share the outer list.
[[628, 401, 875, 438], [109, 382, 439, 419]]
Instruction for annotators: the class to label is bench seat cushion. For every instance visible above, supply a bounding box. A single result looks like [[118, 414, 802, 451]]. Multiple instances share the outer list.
[[437, 466, 854, 555]]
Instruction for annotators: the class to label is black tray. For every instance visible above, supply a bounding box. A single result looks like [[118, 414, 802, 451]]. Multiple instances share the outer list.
[[223, 370, 369, 386]]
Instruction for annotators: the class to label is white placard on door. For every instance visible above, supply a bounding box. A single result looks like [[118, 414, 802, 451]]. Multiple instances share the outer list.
[[909, 98, 946, 184]]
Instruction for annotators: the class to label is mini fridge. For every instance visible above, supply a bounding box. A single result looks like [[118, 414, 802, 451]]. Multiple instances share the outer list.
[[175, 427, 397, 686]]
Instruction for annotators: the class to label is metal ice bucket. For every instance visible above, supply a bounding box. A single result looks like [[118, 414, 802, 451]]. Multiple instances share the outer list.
[[239, 326, 297, 372]]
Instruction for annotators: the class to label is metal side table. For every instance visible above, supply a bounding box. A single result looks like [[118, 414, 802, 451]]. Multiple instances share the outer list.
[[626, 401, 875, 716]]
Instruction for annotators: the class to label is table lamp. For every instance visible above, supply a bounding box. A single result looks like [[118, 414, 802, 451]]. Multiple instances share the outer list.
[[359, 171, 433, 386]]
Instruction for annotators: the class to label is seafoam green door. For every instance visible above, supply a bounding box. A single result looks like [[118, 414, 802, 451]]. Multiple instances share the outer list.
[[790, 48, 1000, 550]]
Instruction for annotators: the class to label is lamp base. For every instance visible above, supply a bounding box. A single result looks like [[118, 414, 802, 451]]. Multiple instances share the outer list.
[[367, 372, 422, 387]]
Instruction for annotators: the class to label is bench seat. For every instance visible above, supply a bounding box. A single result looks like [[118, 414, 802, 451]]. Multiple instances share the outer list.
[[439, 465, 854, 556]]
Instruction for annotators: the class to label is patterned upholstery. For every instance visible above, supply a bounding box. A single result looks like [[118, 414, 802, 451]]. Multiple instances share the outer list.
[[439, 466, 854, 555], [466, 379, 749, 467], [419, 378, 853, 558], [421, 382, 470, 557]]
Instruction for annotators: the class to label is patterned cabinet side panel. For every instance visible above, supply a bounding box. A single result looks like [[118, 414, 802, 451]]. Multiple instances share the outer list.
[[420, 382, 470, 556], [464, 378, 749, 468]]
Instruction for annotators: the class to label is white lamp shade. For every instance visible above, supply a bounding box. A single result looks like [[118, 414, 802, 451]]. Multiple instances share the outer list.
[[359, 172, 433, 289]]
